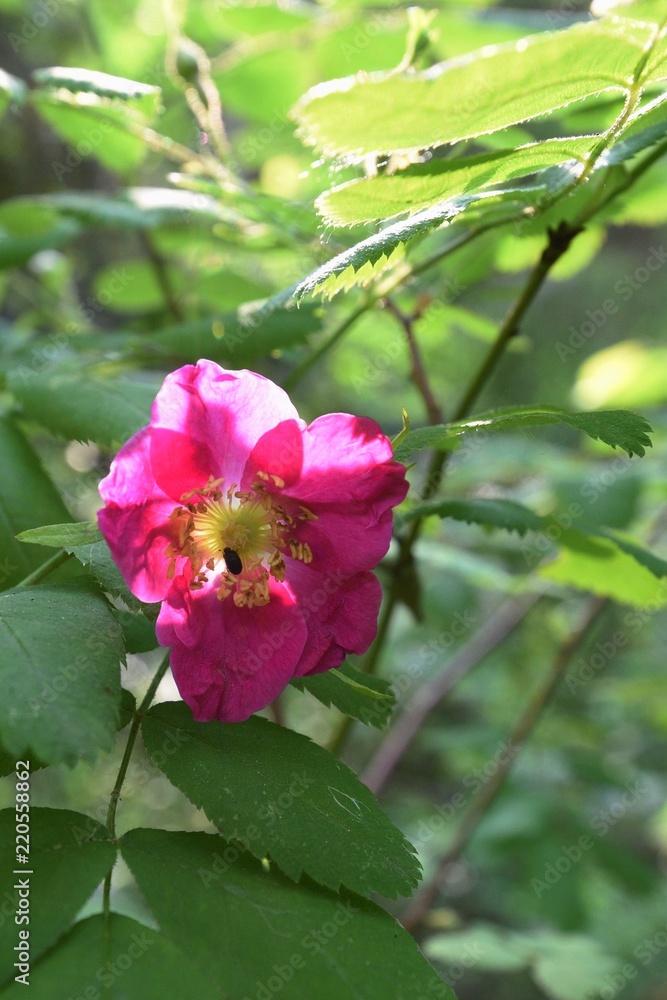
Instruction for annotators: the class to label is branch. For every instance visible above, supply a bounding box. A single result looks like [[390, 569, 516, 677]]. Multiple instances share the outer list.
[[361, 593, 541, 796], [400, 596, 608, 935], [384, 297, 443, 425]]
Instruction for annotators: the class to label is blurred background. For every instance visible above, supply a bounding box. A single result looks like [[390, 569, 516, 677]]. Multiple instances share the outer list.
[[0, 1, 666, 998]]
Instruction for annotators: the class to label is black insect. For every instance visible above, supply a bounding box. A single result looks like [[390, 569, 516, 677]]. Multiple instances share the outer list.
[[223, 547, 243, 575]]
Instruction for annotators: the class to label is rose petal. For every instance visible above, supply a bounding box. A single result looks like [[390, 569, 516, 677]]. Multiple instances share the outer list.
[[157, 580, 308, 723], [286, 565, 382, 676], [152, 362, 300, 487], [98, 427, 183, 602]]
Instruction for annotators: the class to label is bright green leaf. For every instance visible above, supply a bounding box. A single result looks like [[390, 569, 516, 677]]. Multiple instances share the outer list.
[[140, 702, 420, 898], [318, 137, 597, 226], [294, 20, 654, 162], [540, 530, 667, 606]]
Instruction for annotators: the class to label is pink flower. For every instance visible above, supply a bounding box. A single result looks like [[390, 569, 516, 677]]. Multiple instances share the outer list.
[[98, 361, 408, 722]]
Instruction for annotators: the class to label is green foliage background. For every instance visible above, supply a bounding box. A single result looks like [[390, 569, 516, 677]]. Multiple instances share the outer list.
[[0, 0, 666, 998]]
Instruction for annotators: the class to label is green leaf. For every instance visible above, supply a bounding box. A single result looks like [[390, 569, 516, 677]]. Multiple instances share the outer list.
[[31, 90, 152, 174], [394, 407, 654, 463], [33, 187, 230, 230], [294, 20, 654, 161], [8, 371, 157, 449], [17, 521, 102, 548], [0, 199, 81, 269], [0, 914, 219, 1000], [0, 808, 116, 988], [605, 92, 667, 164], [292, 204, 453, 302], [396, 498, 544, 535], [141, 702, 420, 899], [292, 663, 396, 728], [0, 580, 124, 765], [540, 530, 667, 607], [32, 66, 160, 114], [17, 522, 157, 616], [527, 933, 619, 1000], [600, 529, 667, 579], [0, 68, 27, 119], [125, 302, 325, 366], [121, 828, 452, 1000], [0, 417, 72, 592], [318, 137, 597, 226], [115, 610, 159, 653], [17, 523, 160, 617]]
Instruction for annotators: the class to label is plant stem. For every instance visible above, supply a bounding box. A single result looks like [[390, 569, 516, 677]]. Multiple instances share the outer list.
[[400, 597, 608, 935], [102, 654, 171, 934], [14, 549, 73, 587], [362, 593, 541, 795], [384, 297, 443, 424]]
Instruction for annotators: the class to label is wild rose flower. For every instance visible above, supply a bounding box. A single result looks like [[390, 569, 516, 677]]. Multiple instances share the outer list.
[[98, 360, 408, 722]]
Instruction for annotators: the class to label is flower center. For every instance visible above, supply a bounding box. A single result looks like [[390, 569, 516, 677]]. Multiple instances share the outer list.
[[164, 473, 316, 608]]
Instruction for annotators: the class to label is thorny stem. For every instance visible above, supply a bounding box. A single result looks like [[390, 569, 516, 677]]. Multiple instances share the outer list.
[[400, 597, 609, 935], [102, 654, 171, 937]]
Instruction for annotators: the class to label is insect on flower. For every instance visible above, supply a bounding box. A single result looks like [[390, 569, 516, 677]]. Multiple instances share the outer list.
[[98, 361, 408, 723], [223, 546, 243, 575]]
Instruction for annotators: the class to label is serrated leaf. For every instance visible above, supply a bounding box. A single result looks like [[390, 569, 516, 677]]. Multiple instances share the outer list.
[[396, 497, 545, 535], [0, 914, 219, 1000], [294, 20, 655, 162], [0, 690, 135, 778], [318, 137, 596, 226], [141, 702, 420, 898], [394, 407, 653, 463], [541, 530, 667, 606], [32, 66, 160, 113], [292, 663, 396, 728], [0, 808, 116, 988], [599, 529, 667, 578], [121, 828, 452, 1000], [0, 418, 72, 592], [0, 581, 124, 765], [8, 370, 157, 449], [293, 205, 451, 302], [604, 92, 667, 164]]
